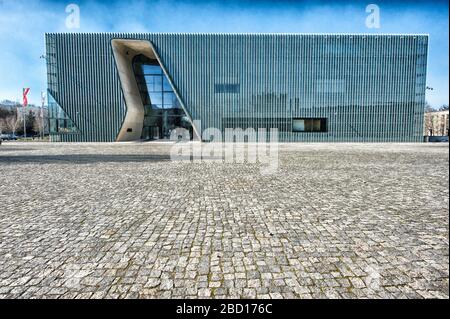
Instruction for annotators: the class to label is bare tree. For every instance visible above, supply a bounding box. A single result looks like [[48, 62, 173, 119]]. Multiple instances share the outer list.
[[0, 117, 7, 134], [0, 108, 13, 134], [6, 108, 22, 136], [33, 110, 47, 138], [424, 102, 434, 136]]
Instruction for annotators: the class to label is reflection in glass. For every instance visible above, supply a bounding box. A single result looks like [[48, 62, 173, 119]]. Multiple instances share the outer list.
[[47, 92, 79, 134], [133, 55, 193, 140]]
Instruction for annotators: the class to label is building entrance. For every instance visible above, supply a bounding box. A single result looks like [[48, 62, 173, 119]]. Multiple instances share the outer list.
[[133, 55, 193, 140]]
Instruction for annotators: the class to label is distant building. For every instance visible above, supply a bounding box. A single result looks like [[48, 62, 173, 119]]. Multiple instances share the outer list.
[[0, 100, 20, 109], [424, 110, 449, 137], [45, 33, 428, 142], [0, 101, 42, 116]]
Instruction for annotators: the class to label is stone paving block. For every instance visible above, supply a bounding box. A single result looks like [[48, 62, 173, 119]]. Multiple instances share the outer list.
[[0, 142, 448, 299]]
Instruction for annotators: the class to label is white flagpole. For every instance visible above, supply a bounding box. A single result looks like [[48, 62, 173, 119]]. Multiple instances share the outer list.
[[23, 89, 26, 141], [41, 91, 45, 140]]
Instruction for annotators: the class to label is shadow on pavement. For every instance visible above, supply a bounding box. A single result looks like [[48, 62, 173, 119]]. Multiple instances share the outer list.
[[0, 154, 172, 164]]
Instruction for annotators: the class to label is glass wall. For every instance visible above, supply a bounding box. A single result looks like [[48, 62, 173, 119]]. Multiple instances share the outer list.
[[133, 55, 192, 140], [47, 92, 78, 134], [46, 34, 427, 142]]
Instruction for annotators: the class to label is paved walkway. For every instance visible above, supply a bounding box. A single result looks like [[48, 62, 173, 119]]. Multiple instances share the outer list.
[[0, 142, 448, 299]]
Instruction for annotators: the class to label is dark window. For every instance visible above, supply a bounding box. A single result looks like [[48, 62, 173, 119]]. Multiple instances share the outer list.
[[293, 118, 327, 132], [214, 84, 240, 94]]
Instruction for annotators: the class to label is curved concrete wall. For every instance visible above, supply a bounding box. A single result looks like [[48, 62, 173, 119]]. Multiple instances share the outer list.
[[112, 40, 156, 141], [112, 39, 199, 142]]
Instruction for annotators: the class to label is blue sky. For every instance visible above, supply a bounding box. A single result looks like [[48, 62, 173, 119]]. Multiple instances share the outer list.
[[0, 0, 448, 107]]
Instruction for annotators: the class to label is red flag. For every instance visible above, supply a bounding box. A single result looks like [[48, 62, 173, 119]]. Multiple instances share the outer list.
[[23, 88, 30, 107]]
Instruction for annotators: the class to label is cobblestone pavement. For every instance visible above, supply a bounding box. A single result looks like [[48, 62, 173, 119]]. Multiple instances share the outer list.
[[0, 142, 448, 299]]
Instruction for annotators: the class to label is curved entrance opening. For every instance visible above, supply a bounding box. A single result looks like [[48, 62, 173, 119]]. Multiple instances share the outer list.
[[111, 39, 197, 142], [133, 55, 193, 140]]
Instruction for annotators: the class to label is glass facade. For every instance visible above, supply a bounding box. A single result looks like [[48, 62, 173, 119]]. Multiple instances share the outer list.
[[47, 92, 78, 134], [133, 55, 192, 140], [45, 33, 428, 142]]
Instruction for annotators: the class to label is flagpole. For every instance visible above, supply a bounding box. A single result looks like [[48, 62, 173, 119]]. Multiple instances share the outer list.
[[41, 91, 45, 140], [22, 88, 30, 141], [23, 102, 26, 141]]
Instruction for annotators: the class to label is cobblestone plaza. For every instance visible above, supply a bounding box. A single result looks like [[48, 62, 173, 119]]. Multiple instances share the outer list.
[[0, 142, 448, 299]]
